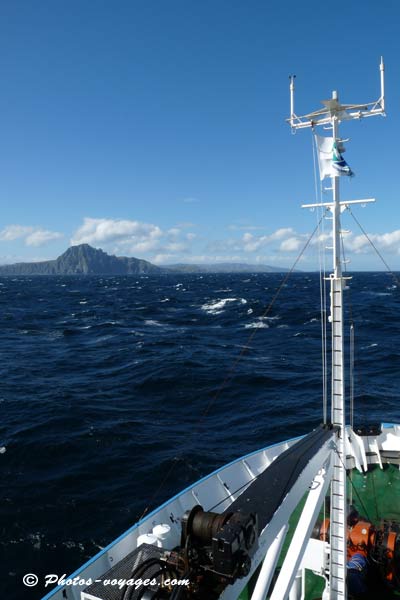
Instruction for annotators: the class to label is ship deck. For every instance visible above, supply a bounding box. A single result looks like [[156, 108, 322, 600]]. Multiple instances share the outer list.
[[239, 463, 400, 599]]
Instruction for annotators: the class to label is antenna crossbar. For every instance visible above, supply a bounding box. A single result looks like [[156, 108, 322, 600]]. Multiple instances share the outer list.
[[288, 59, 386, 130], [301, 198, 376, 209]]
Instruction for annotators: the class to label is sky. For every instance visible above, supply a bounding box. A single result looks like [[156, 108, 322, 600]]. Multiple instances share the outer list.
[[0, 0, 399, 270]]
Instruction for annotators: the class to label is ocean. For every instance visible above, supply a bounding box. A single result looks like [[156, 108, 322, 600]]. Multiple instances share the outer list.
[[1, 272, 398, 600]]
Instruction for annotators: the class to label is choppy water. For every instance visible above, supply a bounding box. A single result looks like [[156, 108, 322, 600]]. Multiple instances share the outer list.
[[1, 272, 399, 600]]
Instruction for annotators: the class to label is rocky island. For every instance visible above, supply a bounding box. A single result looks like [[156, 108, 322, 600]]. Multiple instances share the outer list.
[[0, 244, 293, 275], [0, 244, 162, 275]]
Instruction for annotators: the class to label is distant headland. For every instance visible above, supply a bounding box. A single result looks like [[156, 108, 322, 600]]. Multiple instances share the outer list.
[[0, 244, 293, 275]]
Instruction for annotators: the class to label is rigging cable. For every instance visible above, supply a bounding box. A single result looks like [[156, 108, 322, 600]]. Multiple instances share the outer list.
[[339, 230, 355, 428], [346, 206, 399, 426], [349, 322, 354, 431], [342, 211, 388, 519], [312, 130, 329, 527], [348, 207, 400, 287], [366, 441, 380, 522], [138, 219, 324, 521], [334, 446, 373, 524], [349, 320, 354, 507], [312, 132, 328, 424], [340, 229, 355, 505]]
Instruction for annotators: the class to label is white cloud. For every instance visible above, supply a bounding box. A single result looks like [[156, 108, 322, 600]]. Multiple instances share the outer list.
[[254, 254, 286, 264], [236, 228, 300, 253], [228, 224, 266, 231], [0, 224, 63, 247], [177, 222, 196, 228], [165, 242, 187, 252], [280, 237, 303, 252], [186, 254, 244, 263], [167, 228, 181, 237], [71, 217, 195, 261], [312, 233, 330, 245], [242, 233, 270, 252], [0, 225, 34, 241], [130, 239, 161, 253], [152, 253, 176, 264], [5, 214, 396, 267], [345, 230, 400, 254], [378, 230, 400, 248], [25, 230, 64, 247], [71, 217, 162, 246], [270, 227, 295, 240]]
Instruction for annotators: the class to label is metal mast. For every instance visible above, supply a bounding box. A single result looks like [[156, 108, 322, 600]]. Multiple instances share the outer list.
[[288, 59, 385, 599], [329, 105, 347, 599]]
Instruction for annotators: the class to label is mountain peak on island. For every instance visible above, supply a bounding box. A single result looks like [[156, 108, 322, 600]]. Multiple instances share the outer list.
[[63, 243, 100, 256], [0, 244, 162, 275], [57, 243, 124, 274]]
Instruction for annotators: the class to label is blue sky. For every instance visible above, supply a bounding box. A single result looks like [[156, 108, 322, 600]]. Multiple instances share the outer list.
[[0, 0, 399, 270]]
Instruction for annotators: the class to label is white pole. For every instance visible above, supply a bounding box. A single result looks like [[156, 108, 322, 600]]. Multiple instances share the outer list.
[[269, 460, 333, 600], [289, 574, 302, 600], [332, 113, 341, 278], [290, 76, 295, 127], [251, 525, 288, 600], [380, 57, 385, 112], [329, 98, 347, 600]]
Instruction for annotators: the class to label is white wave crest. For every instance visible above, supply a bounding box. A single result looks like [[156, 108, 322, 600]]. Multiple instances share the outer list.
[[244, 321, 269, 329], [144, 319, 163, 327], [201, 298, 247, 315]]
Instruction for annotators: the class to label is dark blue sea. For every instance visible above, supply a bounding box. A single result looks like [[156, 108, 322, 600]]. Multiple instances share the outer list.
[[1, 272, 399, 600]]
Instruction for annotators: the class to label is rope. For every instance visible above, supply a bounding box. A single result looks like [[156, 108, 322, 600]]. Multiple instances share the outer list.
[[340, 230, 354, 322], [334, 445, 373, 523], [366, 446, 380, 522], [312, 132, 328, 424], [199, 216, 324, 421], [349, 322, 354, 507], [339, 223, 356, 505], [348, 208, 400, 287], [344, 208, 399, 425], [347, 471, 373, 524], [138, 219, 324, 520], [208, 474, 260, 512], [349, 323, 354, 430], [339, 230, 356, 430]]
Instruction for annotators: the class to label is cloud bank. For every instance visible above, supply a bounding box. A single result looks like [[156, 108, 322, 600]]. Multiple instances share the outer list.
[[0, 225, 63, 247], [69, 217, 400, 265], [1, 215, 399, 268], [70, 217, 195, 261]]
